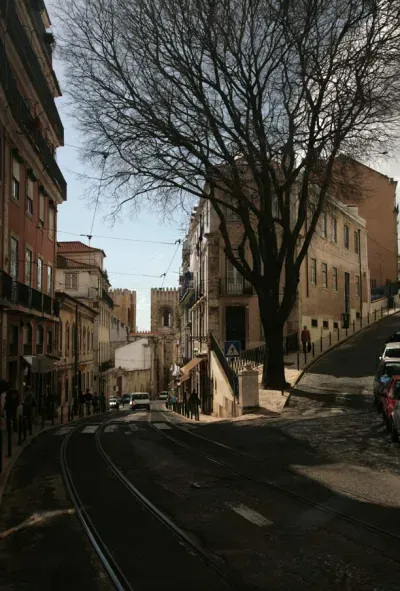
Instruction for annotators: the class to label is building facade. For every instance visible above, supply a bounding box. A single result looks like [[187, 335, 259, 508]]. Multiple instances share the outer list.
[[109, 288, 137, 332], [107, 336, 157, 397], [150, 288, 179, 393], [0, 0, 66, 401], [55, 291, 97, 403], [56, 241, 114, 398]]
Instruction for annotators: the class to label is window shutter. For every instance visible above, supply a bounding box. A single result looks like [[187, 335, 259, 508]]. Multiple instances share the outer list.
[[12, 159, 20, 181]]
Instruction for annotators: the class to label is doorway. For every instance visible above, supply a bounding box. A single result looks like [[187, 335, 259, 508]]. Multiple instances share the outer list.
[[225, 306, 246, 351], [344, 272, 350, 314]]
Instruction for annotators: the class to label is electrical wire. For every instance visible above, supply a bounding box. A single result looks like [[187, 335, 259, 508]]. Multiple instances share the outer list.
[[161, 240, 182, 287], [48, 228, 177, 246]]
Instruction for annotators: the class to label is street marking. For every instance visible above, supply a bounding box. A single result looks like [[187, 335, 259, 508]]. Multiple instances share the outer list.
[[104, 424, 119, 433], [226, 503, 272, 527], [81, 425, 99, 434], [55, 426, 75, 436], [152, 422, 172, 430]]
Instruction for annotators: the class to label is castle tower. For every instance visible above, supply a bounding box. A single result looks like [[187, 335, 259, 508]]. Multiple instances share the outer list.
[[109, 289, 137, 331], [150, 288, 179, 391]]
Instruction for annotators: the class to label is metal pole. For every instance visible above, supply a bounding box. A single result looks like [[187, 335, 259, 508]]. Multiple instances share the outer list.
[[329, 332, 331, 346], [320, 336, 322, 353], [337, 328, 340, 341], [297, 351, 300, 370], [312, 342, 315, 358], [7, 420, 12, 457]]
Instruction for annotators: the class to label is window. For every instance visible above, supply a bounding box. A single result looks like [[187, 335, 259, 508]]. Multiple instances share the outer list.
[[322, 263, 328, 288], [27, 178, 34, 215], [321, 212, 327, 238], [354, 231, 359, 254], [356, 274, 361, 297], [23, 324, 32, 354], [25, 248, 32, 286], [161, 307, 172, 327], [323, 320, 329, 329], [83, 327, 86, 354], [37, 257, 43, 291], [47, 265, 52, 296], [11, 159, 20, 201], [36, 325, 44, 354], [332, 267, 338, 291], [47, 329, 53, 354], [59, 322, 63, 355], [48, 206, 55, 241], [66, 323, 70, 353], [371, 278, 377, 289], [311, 319, 318, 327], [9, 325, 19, 356], [333, 321, 339, 329], [65, 273, 78, 290], [72, 323, 76, 353], [39, 192, 45, 223], [10, 237, 18, 280], [331, 217, 337, 243], [310, 258, 317, 285], [344, 224, 349, 249]]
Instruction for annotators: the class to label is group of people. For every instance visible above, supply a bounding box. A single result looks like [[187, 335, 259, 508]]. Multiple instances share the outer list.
[[0, 382, 36, 431], [78, 389, 106, 416], [168, 389, 201, 421]]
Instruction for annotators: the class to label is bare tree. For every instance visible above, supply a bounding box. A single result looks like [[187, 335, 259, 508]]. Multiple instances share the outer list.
[[57, 0, 400, 388]]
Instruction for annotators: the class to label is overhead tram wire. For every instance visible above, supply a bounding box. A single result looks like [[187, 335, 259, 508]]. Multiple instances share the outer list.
[[160, 240, 182, 287]]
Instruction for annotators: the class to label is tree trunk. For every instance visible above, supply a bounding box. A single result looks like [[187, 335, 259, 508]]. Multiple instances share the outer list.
[[261, 322, 286, 390]]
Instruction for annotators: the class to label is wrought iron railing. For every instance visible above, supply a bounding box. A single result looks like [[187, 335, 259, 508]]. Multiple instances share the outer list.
[[0, 38, 67, 200], [0, 271, 59, 316], [102, 289, 114, 309], [210, 333, 238, 398], [229, 333, 299, 373]]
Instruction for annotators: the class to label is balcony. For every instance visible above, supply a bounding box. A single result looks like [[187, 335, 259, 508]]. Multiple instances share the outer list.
[[0, 271, 59, 317], [100, 359, 114, 372], [1, 0, 64, 143], [0, 39, 66, 200], [102, 289, 114, 309], [222, 279, 253, 296]]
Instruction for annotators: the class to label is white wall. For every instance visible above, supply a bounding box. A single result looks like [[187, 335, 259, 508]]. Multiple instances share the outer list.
[[210, 351, 237, 418], [115, 338, 152, 371]]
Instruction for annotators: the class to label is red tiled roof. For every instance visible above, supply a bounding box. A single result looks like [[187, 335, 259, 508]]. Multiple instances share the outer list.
[[57, 255, 96, 270], [57, 241, 106, 257]]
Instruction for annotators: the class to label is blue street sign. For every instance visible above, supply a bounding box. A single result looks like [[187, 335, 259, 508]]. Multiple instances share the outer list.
[[224, 340, 241, 358]]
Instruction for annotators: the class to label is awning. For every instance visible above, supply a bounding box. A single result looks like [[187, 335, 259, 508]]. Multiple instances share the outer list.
[[22, 355, 58, 373], [179, 357, 205, 384]]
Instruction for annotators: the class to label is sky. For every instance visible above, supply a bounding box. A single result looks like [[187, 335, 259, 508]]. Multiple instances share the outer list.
[[48, 6, 400, 330], [49, 39, 185, 331]]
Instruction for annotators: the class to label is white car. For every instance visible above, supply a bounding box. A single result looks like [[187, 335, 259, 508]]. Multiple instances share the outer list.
[[108, 397, 118, 410], [380, 342, 400, 362], [130, 393, 151, 412]]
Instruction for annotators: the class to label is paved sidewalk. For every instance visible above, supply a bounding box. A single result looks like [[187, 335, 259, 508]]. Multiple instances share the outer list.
[[0, 405, 108, 504]]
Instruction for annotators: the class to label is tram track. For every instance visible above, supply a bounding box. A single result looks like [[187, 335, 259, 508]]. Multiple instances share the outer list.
[[60, 416, 234, 591], [149, 413, 400, 545]]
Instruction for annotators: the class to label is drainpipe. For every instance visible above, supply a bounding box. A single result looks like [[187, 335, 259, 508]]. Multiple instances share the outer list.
[[358, 229, 363, 319], [74, 304, 79, 400]]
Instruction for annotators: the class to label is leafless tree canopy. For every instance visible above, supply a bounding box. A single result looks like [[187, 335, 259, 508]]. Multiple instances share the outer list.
[[57, 0, 400, 387]]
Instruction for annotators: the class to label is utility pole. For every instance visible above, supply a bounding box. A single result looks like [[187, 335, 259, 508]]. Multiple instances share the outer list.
[[74, 304, 79, 401]]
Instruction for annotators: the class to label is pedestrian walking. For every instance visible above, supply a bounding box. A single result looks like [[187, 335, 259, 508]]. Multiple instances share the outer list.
[[5, 389, 20, 432], [99, 392, 106, 413], [301, 325, 311, 354], [92, 392, 99, 414], [84, 389, 92, 415], [189, 389, 200, 421], [78, 390, 85, 417]]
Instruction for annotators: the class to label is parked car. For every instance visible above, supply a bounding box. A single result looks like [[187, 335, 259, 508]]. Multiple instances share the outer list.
[[130, 393, 151, 412], [381, 376, 400, 431], [120, 394, 132, 407], [374, 361, 400, 409], [386, 331, 400, 343], [379, 342, 400, 362], [108, 397, 118, 410], [159, 391, 168, 401]]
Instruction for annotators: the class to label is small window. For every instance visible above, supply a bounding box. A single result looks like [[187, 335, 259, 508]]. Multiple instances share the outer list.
[[356, 311, 360, 319], [37, 257, 43, 291], [47, 329, 53, 354], [25, 248, 32, 286], [65, 323, 70, 353], [39, 192, 45, 223], [332, 267, 338, 291], [354, 231, 359, 254], [371, 278, 377, 289], [344, 224, 349, 249], [65, 272, 78, 290], [47, 265, 52, 296], [27, 178, 34, 215], [36, 325, 44, 354], [322, 263, 328, 288], [356, 275, 361, 298], [11, 159, 20, 201], [311, 319, 318, 327], [323, 320, 329, 329], [321, 212, 327, 238], [310, 258, 317, 285], [333, 321, 339, 329], [331, 217, 337, 243], [10, 237, 19, 280]]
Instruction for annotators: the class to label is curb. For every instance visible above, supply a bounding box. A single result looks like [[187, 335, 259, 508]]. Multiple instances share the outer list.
[[0, 411, 111, 510], [284, 309, 400, 408]]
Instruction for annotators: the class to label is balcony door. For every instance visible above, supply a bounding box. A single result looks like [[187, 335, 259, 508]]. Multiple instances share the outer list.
[[225, 306, 246, 351]]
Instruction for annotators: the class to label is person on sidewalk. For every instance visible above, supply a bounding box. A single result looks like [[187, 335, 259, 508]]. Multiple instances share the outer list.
[[99, 392, 106, 413], [5, 389, 20, 432], [189, 389, 200, 421], [0, 380, 10, 429], [301, 326, 311, 354], [23, 386, 34, 431], [84, 389, 92, 415], [92, 392, 99, 414], [78, 390, 85, 417]]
